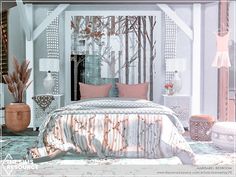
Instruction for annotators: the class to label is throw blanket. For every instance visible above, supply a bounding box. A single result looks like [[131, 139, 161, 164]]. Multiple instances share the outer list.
[[29, 98, 195, 164]]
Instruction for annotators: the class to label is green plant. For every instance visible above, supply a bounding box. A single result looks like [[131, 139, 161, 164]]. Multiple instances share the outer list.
[[3, 56, 32, 103]]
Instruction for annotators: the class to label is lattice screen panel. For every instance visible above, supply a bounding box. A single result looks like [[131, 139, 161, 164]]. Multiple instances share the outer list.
[[164, 14, 177, 83], [46, 11, 60, 94]]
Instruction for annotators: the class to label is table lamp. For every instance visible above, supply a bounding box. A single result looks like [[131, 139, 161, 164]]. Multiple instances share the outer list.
[[166, 58, 186, 93], [39, 58, 59, 94]]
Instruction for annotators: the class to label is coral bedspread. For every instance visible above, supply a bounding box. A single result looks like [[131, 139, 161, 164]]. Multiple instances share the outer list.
[[29, 98, 195, 164]]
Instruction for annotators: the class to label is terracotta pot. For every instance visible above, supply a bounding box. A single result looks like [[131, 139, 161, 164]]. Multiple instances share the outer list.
[[5, 103, 31, 132]]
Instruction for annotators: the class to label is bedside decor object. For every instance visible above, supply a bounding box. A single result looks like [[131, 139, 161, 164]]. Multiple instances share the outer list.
[[32, 94, 64, 129], [39, 58, 60, 94], [164, 83, 174, 95], [189, 115, 215, 141], [211, 122, 236, 151], [166, 58, 186, 93], [32, 95, 54, 111], [3, 57, 32, 132]]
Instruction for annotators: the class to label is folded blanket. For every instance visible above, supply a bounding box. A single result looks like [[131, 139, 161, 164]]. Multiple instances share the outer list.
[[29, 98, 195, 164]]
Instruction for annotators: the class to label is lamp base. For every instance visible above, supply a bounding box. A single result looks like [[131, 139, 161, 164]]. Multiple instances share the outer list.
[[172, 71, 182, 93], [43, 72, 55, 94]]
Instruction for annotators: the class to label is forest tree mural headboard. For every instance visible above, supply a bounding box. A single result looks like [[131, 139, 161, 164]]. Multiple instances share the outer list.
[[65, 11, 162, 104]]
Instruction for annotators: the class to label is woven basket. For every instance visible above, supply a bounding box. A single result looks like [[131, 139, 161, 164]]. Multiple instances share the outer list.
[[189, 115, 215, 141]]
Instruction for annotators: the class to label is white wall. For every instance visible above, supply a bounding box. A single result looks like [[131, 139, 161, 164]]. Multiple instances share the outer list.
[[171, 5, 192, 96], [6, 3, 219, 118], [202, 2, 218, 117]]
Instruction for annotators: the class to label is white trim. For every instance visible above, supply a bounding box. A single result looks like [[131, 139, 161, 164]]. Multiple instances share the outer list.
[[0, 83, 4, 125], [191, 3, 201, 114], [16, 0, 31, 41], [157, 4, 193, 40], [33, 4, 69, 41], [66, 11, 162, 16], [65, 12, 71, 105], [64, 10, 161, 105], [25, 4, 35, 129]]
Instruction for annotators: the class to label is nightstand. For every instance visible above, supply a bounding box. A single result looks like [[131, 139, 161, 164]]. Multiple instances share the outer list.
[[163, 94, 191, 128], [32, 94, 64, 130]]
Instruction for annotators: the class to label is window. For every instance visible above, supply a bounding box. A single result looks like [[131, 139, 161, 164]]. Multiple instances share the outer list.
[[1, 11, 8, 83]]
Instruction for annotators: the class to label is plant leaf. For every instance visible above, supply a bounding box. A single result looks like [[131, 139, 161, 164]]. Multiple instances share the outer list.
[[13, 56, 20, 73]]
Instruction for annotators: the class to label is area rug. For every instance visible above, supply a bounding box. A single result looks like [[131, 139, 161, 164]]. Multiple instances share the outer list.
[[1, 136, 235, 165], [1, 136, 235, 176], [1, 136, 36, 160]]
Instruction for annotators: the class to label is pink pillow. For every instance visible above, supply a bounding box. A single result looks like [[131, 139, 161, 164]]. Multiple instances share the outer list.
[[116, 82, 149, 99], [79, 83, 112, 99]]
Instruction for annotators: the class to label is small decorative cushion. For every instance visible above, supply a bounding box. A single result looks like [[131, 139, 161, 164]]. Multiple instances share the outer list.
[[189, 115, 215, 141], [116, 82, 149, 100], [211, 122, 236, 151], [79, 82, 112, 99]]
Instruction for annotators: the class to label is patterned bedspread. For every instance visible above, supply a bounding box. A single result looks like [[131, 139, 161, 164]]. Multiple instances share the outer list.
[[29, 98, 195, 164]]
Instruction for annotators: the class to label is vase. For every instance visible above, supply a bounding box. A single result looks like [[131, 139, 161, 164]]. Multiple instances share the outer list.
[[166, 89, 174, 95], [5, 103, 31, 132]]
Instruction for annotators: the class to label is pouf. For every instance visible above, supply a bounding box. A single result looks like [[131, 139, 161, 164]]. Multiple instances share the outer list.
[[211, 122, 236, 151], [189, 115, 215, 141]]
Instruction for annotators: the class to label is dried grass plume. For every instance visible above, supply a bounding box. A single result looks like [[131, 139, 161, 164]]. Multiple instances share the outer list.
[[3, 56, 32, 103]]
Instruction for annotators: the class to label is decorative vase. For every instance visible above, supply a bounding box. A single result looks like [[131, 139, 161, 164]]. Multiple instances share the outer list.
[[166, 88, 174, 95], [172, 71, 182, 93], [5, 103, 31, 132], [43, 71, 55, 94]]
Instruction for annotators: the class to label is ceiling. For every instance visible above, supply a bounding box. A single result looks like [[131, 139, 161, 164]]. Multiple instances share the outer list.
[[1, 0, 219, 12]]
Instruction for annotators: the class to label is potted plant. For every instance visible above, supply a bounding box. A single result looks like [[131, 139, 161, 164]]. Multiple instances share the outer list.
[[3, 57, 32, 132]]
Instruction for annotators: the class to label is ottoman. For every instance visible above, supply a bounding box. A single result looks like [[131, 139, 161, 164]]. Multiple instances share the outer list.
[[189, 115, 215, 141], [211, 122, 236, 151]]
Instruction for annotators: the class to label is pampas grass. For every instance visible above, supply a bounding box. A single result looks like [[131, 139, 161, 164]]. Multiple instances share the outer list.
[[3, 56, 32, 103]]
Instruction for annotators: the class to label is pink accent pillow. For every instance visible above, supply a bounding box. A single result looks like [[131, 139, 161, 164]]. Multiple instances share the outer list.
[[116, 82, 149, 99], [79, 83, 112, 99]]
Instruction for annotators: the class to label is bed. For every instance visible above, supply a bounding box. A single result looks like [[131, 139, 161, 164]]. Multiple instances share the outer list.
[[29, 98, 195, 164]]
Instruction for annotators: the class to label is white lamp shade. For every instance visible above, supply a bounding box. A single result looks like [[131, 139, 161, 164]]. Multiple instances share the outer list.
[[166, 58, 186, 72], [39, 58, 60, 72]]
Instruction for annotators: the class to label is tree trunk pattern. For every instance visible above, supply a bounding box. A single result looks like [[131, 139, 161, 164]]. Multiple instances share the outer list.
[[142, 16, 147, 82], [125, 16, 129, 84], [149, 16, 154, 100], [137, 17, 142, 83], [70, 15, 157, 99]]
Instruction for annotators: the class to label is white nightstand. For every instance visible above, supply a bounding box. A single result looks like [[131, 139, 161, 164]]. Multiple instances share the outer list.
[[163, 94, 191, 128], [32, 94, 64, 130], [52, 94, 64, 108]]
